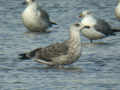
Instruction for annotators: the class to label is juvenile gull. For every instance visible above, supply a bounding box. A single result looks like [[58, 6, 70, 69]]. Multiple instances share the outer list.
[[19, 23, 86, 67], [115, 0, 120, 20], [79, 10, 116, 43], [22, 0, 57, 32]]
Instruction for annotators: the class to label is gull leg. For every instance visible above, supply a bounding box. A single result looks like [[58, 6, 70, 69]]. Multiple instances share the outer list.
[[90, 40, 93, 43]]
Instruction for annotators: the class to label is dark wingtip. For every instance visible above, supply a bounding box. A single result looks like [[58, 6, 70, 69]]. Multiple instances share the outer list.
[[51, 21, 57, 25], [22, 1, 26, 5], [112, 27, 120, 32], [18, 53, 29, 59]]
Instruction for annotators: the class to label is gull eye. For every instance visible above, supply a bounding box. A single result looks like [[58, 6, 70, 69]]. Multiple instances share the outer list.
[[75, 23, 80, 27]]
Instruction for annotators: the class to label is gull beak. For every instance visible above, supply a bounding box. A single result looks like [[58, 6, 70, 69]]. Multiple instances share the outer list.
[[79, 13, 83, 18], [22, 1, 27, 5], [79, 25, 85, 30]]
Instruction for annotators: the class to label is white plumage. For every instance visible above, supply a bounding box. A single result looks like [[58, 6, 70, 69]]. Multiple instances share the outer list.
[[81, 27, 105, 40], [79, 10, 115, 43], [22, 0, 56, 32], [80, 10, 97, 27]]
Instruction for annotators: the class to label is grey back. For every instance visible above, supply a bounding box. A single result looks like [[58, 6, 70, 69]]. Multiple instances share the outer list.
[[94, 19, 115, 36]]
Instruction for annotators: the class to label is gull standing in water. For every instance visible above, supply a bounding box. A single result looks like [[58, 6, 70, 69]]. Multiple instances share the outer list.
[[22, 0, 57, 32], [79, 10, 117, 43], [115, 0, 120, 20], [19, 23, 86, 67]]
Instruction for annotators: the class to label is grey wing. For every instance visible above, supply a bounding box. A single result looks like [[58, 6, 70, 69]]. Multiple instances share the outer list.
[[37, 6, 50, 21], [29, 41, 68, 61], [94, 19, 115, 36], [37, 6, 54, 27]]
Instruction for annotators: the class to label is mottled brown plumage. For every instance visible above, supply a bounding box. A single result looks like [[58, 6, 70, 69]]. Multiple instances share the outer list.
[[19, 23, 85, 66], [29, 41, 68, 61]]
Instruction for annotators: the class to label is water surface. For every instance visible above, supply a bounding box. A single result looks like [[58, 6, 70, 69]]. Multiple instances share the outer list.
[[0, 0, 120, 90]]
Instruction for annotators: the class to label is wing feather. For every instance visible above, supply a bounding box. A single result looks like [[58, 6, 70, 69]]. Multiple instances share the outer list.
[[94, 19, 115, 36], [28, 41, 69, 61]]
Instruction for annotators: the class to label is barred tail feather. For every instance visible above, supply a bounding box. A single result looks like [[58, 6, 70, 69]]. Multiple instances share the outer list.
[[18, 53, 30, 59], [50, 21, 57, 25], [112, 28, 120, 32]]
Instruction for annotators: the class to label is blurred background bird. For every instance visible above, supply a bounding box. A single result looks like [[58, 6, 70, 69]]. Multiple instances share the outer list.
[[78, 10, 119, 43], [22, 0, 57, 32]]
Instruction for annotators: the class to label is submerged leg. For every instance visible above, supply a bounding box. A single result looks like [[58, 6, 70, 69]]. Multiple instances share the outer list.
[[90, 40, 93, 43], [55, 65, 64, 69]]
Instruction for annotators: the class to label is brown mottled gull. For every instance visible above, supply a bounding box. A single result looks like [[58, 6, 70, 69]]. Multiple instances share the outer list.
[[19, 23, 86, 67], [22, 0, 57, 32]]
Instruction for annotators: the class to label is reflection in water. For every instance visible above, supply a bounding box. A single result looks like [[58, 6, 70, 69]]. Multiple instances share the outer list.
[[24, 31, 52, 35], [23, 63, 83, 72], [81, 42, 112, 48], [46, 66, 82, 72], [24, 31, 50, 38]]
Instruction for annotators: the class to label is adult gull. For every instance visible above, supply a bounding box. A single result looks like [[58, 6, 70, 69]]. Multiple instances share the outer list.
[[79, 10, 117, 43], [22, 0, 57, 32], [115, 0, 120, 20], [19, 23, 86, 67]]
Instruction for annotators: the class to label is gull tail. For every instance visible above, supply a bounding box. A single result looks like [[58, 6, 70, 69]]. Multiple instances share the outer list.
[[18, 53, 30, 59], [50, 21, 57, 25], [49, 21, 57, 27], [112, 28, 120, 32], [18, 48, 40, 60]]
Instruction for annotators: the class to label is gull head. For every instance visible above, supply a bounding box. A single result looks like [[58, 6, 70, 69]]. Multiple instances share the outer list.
[[22, 0, 36, 5], [79, 10, 92, 18], [70, 23, 89, 32]]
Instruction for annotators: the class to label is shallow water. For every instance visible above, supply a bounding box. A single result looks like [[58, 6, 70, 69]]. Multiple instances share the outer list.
[[0, 0, 120, 90]]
